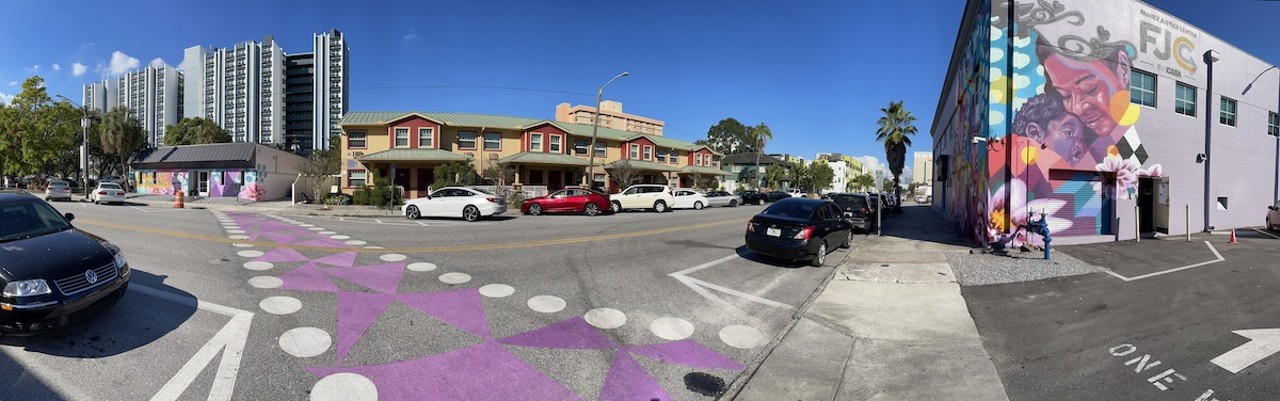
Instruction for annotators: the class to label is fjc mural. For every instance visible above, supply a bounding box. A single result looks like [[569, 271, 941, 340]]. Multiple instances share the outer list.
[[948, 0, 1177, 248]]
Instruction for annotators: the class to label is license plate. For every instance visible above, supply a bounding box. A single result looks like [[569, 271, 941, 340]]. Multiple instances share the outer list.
[[766, 228, 782, 237]]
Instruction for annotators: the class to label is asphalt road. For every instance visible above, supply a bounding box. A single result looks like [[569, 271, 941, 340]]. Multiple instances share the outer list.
[[1, 199, 857, 401], [964, 232, 1280, 401]]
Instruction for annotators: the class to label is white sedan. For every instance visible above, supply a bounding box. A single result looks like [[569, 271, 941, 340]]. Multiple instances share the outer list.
[[672, 189, 710, 210], [91, 182, 127, 205], [402, 187, 507, 222]]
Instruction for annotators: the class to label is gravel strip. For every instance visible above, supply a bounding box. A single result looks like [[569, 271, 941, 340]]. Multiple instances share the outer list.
[[946, 249, 1106, 286]]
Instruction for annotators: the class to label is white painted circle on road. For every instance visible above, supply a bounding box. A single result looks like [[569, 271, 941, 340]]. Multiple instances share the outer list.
[[260, 296, 302, 315], [279, 327, 331, 358], [719, 325, 767, 349], [319, 231, 337, 235], [233, 242, 254, 248], [650, 317, 695, 340], [585, 308, 627, 329], [226, 229, 245, 234], [299, 224, 315, 227], [229, 235, 249, 240], [344, 240, 367, 246], [406, 262, 437, 272], [237, 250, 264, 258], [478, 284, 514, 298], [364, 246, 384, 250], [310, 373, 377, 401], [379, 254, 406, 262], [308, 227, 325, 231], [329, 235, 351, 240], [244, 261, 274, 271], [527, 295, 566, 313], [438, 272, 472, 285], [248, 276, 283, 289]]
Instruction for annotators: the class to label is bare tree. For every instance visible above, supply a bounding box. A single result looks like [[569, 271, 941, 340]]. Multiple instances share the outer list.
[[299, 147, 340, 203], [605, 160, 641, 191]]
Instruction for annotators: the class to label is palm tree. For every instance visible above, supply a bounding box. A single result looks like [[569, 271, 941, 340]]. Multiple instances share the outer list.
[[874, 101, 917, 211], [750, 123, 773, 188]]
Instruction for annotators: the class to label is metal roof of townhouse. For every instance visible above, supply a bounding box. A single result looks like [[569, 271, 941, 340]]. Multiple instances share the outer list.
[[341, 111, 719, 155]]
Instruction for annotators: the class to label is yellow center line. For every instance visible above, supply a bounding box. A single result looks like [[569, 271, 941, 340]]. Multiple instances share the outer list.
[[76, 217, 745, 254]]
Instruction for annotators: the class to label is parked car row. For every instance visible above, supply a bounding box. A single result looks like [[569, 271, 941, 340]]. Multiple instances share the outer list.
[[400, 184, 759, 222]]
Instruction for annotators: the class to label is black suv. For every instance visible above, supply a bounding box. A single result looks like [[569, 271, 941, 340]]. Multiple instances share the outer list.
[[739, 190, 767, 205], [826, 193, 874, 232], [0, 191, 131, 335]]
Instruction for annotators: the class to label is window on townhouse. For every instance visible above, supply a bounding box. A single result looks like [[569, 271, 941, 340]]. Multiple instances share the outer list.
[[656, 149, 668, 163], [348, 170, 367, 187], [530, 133, 543, 152], [629, 144, 640, 159], [643, 146, 652, 160], [1130, 69, 1157, 107], [418, 128, 434, 148], [394, 128, 409, 147], [347, 130, 367, 148], [484, 132, 501, 151], [670, 151, 680, 164], [1220, 97, 1237, 127], [458, 131, 477, 149], [575, 139, 590, 155], [1175, 82, 1197, 117], [594, 142, 606, 157], [550, 135, 562, 153]]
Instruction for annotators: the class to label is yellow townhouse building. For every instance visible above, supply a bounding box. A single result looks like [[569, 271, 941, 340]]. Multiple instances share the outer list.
[[337, 111, 728, 198]]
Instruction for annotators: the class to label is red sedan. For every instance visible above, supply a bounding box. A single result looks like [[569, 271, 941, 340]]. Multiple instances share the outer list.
[[521, 188, 610, 216]]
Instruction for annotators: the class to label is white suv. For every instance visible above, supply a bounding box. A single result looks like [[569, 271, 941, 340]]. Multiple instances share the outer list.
[[610, 184, 675, 213]]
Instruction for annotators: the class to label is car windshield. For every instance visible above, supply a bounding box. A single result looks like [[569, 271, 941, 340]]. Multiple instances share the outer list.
[[831, 195, 869, 209], [49, 181, 68, 187], [471, 188, 495, 195], [761, 200, 816, 218], [100, 183, 122, 190], [0, 198, 73, 242]]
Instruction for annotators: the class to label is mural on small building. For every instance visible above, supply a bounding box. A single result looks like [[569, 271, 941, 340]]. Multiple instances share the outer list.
[[135, 170, 190, 196]]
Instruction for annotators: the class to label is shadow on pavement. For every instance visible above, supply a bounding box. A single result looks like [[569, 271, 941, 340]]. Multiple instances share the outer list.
[[875, 205, 979, 248], [734, 245, 822, 269], [0, 270, 196, 358]]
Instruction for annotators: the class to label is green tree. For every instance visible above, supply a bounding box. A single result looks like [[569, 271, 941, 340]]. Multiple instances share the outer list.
[[99, 106, 146, 176], [852, 173, 875, 192], [807, 161, 835, 194], [764, 163, 785, 190], [749, 123, 773, 187], [481, 159, 517, 186], [875, 101, 918, 207], [703, 118, 750, 155], [432, 160, 477, 190], [0, 77, 79, 187], [786, 162, 808, 192], [164, 117, 231, 146]]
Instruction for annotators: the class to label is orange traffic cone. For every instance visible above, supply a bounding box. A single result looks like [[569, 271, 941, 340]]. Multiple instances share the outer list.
[[1229, 228, 1237, 244]]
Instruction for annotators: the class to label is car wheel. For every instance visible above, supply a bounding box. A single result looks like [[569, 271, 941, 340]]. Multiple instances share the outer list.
[[729, 200, 738, 207], [693, 201, 704, 210], [653, 201, 668, 213], [611, 201, 622, 214], [842, 231, 853, 249], [811, 243, 827, 267], [462, 205, 480, 222], [406, 205, 421, 220], [584, 203, 600, 216], [528, 203, 543, 216]]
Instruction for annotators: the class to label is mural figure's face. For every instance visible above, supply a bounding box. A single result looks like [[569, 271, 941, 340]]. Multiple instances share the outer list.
[[1043, 54, 1123, 136], [1029, 113, 1089, 166]]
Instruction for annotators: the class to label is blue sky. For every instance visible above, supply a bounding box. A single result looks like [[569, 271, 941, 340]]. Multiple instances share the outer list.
[[1, 0, 1277, 175]]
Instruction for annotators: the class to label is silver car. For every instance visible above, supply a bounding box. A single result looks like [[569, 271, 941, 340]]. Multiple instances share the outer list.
[[703, 191, 743, 207], [44, 180, 72, 201]]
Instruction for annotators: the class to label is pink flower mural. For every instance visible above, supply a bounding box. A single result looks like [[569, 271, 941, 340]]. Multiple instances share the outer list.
[[987, 178, 1071, 248]]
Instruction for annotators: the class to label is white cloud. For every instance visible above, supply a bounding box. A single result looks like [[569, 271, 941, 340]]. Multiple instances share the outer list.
[[149, 57, 165, 68], [26, 64, 40, 72], [72, 62, 87, 77], [52, 64, 61, 72], [403, 31, 417, 42], [6, 81, 15, 87], [0, 91, 13, 105], [856, 156, 887, 177], [109, 51, 140, 75]]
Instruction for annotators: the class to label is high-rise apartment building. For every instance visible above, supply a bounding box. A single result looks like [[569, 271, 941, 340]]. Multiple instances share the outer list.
[[912, 151, 931, 185], [181, 30, 347, 151], [82, 64, 183, 147], [555, 100, 664, 136]]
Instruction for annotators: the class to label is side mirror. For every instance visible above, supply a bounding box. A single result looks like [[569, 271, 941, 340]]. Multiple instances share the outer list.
[[64, 213, 75, 222], [1270, 206, 1278, 211]]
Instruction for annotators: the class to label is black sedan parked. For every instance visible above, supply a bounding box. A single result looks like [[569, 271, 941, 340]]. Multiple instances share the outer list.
[[745, 198, 853, 267], [764, 191, 791, 203], [0, 190, 131, 335], [826, 192, 875, 232], [739, 190, 767, 205]]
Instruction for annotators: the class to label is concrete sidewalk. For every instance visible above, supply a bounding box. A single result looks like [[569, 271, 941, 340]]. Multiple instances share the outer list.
[[733, 206, 1010, 401], [78, 194, 407, 218]]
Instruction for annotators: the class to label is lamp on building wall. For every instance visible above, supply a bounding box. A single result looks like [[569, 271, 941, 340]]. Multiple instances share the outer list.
[[584, 71, 629, 189]]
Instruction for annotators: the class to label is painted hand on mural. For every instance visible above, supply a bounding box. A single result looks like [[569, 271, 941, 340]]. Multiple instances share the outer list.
[[987, 178, 1070, 248]]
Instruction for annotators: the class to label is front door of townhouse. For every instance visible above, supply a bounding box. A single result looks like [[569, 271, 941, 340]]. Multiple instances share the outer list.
[[549, 171, 563, 190], [395, 169, 411, 199], [416, 169, 433, 199]]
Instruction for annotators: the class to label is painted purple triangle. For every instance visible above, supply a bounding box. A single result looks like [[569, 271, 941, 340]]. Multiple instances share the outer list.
[[255, 248, 310, 263], [278, 262, 339, 292], [397, 289, 491, 340], [627, 339, 745, 370], [326, 263, 406, 294], [498, 316, 617, 350], [312, 252, 358, 268], [246, 233, 262, 241], [261, 232, 299, 244], [259, 221, 298, 231], [308, 343, 582, 401], [297, 238, 350, 248], [335, 291, 396, 363], [598, 350, 672, 401]]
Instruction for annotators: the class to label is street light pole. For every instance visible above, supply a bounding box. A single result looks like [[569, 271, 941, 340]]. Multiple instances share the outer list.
[[584, 71, 629, 190], [56, 95, 90, 199]]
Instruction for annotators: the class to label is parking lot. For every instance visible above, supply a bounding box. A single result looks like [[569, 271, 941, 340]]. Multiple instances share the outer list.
[[2, 200, 860, 400]]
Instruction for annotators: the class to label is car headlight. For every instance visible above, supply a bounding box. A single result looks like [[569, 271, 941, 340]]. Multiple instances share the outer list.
[[3, 279, 51, 297], [104, 242, 129, 273]]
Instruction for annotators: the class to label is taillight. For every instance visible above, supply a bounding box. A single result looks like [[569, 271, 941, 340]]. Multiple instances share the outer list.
[[793, 226, 814, 240], [97, 191, 107, 195], [860, 207, 869, 215], [747, 222, 756, 232], [486, 197, 500, 203]]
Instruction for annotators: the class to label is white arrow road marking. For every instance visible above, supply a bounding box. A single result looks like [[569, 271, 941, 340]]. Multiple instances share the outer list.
[[1210, 328, 1280, 373], [130, 284, 254, 401], [669, 254, 793, 324], [1104, 241, 1224, 282]]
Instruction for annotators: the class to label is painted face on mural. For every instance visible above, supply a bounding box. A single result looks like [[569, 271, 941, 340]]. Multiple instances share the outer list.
[[1013, 93, 1096, 167], [1039, 43, 1132, 138]]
